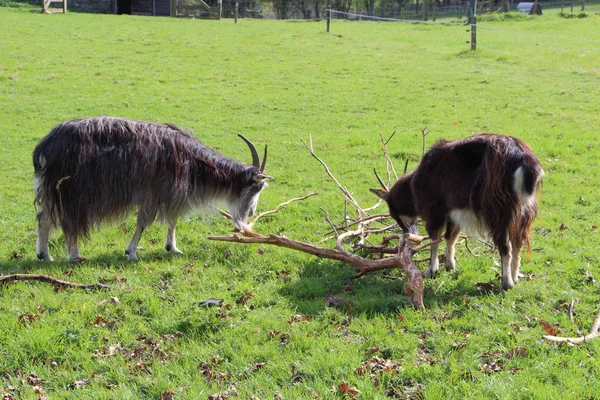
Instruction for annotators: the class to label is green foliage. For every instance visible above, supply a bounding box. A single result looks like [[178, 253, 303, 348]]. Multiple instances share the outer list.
[[0, 0, 38, 8], [477, 11, 529, 21], [0, 7, 599, 399], [558, 10, 590, 18]]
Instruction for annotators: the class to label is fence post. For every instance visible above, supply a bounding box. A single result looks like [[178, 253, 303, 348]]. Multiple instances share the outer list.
[[326, 5, 331, 32], [235, 1, 238, 22], [470, 16, 477, 51]]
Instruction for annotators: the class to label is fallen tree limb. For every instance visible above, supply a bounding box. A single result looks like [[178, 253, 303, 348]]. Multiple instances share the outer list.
[[210, 134, 431, 308], [543, 308, 600, 344], [216, 191, 317, 234], [208, 233, 426, 308], [0, 274, 109, 290]]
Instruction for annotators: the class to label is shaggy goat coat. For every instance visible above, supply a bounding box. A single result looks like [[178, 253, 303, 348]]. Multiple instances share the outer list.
[[373, 134, 543, 290], [34, 117, 268, 261]]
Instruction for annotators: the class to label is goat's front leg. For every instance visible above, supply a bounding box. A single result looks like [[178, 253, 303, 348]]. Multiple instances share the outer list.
[[444, 221, 461, 271], [424, 236, 441, 279]]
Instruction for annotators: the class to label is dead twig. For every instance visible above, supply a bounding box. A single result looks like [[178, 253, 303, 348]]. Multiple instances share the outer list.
[[543, 307, 600, 344], [379, 131, 398, 183], [301, 136, 366, 217], [215, 191, 317, 234], [0, 274, 109, 290], [248, 191, 317, 229], [208, 233, 426, 308], [321, 208, 339, 237], [421, 127, 429, 157]]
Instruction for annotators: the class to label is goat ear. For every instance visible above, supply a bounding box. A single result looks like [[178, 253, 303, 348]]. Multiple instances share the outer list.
[[369, 187, 387, 200], [255, 173, 273, 182]]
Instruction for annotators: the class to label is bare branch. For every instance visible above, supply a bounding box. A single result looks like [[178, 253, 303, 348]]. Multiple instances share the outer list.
[[301, 136, 366, 217], [421, 127, 429, 157], [248, 191, 317, 228], [321, 208, 339, 237], [0, 274, 109, 290], [323, 214, 393, 236], [543, 307, 600, 344], [208, 233, 425, 308], [379, 131, 398, 181], [215, 191, 317, 232]]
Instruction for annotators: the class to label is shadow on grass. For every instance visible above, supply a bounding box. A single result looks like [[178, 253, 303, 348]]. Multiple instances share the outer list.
[[279, 258, 503, 316]]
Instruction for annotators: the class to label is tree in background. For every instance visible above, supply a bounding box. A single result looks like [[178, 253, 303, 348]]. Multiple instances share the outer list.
[[271, 0, 290, 17]]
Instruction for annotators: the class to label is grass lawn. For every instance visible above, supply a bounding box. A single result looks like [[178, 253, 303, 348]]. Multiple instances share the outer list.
[[0, 5, 599, 399]]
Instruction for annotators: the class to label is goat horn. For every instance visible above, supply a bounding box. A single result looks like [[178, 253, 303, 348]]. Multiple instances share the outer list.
[[238, 134, 260, 169], [260, 144, 268, 173], [403, 159, 409, 175], [373, 168, 389, 192]]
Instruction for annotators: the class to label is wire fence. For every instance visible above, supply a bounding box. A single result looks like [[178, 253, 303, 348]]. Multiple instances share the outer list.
[[319, 4, 600, 53], [218, 0, 599, 21], [328, 8, 467, 23]]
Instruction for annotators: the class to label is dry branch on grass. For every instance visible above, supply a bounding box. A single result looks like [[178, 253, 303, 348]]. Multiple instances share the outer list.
[[210, 135, 432, 308], [208, 232, 426, 308], [543, 308, 600, 344], [0, 274, 109, 290]]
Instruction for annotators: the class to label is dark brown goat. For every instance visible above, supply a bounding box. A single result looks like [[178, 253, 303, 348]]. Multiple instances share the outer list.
[[372, 134, 543, 290], [34, 116, 270, 262]]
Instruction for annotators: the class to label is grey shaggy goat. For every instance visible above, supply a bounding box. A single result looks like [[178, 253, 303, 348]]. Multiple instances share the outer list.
[[33, 116, 270, 262]]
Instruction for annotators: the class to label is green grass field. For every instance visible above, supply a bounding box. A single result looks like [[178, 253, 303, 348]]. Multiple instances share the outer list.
[[1, 6, 599, 399]]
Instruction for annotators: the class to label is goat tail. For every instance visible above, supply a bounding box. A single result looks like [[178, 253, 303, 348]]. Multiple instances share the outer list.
[[513, 158, 543, 252], [480, 136, 543, 252], [33, 147, 61, 229]]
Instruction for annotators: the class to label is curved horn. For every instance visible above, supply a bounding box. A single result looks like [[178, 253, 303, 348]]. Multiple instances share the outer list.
[[373, 168, 389, 192], [259, 144, 268, 173], [238, 134, 260, 169]]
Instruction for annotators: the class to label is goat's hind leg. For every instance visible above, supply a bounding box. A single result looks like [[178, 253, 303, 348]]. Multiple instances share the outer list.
[[125, 207, 156, 261], [65, 233, 83, 262], [36, 209, 53, 261], [498, 236, 514, 290], [165, 217, 183, 256], [510, 239, 522, 285]]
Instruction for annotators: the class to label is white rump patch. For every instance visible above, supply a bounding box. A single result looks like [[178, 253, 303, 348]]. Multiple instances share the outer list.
[[513, 166, 536, 208], [449, 209, 488, 237]]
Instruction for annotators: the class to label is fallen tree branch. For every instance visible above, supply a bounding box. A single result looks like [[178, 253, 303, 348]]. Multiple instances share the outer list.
[[0, 274, 109, 290], [208, 233, 426, 308], [301, 136, 367, 218], [215, 191, 317, 235], [249, 191, 318, 229], [543, 308, 600, 344], [379, 131, 398, 183]]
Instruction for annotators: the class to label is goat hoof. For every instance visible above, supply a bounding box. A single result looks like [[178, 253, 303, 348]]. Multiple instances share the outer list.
[[501, 280, 515, 290], [168, 247, 184, 255], [36, 252, 53, 262], [423, 269, 438, 279]]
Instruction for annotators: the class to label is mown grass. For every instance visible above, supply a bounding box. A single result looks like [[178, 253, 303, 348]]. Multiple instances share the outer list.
[[1, 6, 599, 399]]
